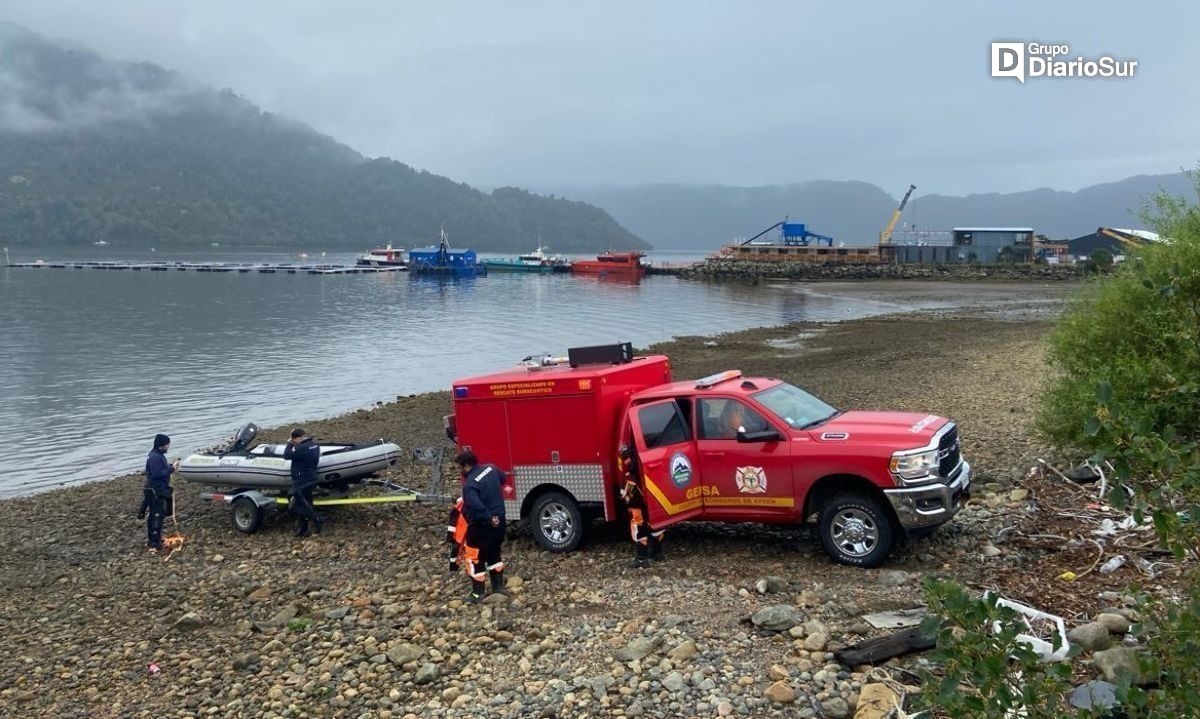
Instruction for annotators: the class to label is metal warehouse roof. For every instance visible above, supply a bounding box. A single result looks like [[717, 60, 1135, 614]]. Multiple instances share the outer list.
[[952, 227, 1035, 232], [1110, 228, 1162, 242]]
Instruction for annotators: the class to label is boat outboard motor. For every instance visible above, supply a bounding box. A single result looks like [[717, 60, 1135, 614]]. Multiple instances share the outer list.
[[229, 423, 260, 453]]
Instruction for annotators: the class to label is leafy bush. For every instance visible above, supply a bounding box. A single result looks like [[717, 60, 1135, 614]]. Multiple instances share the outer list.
[[1037, 171, 1200, 453], [916, 578, 1075, 719], [922, 172, 1200, 718], [1090, 248, 1114, 272]]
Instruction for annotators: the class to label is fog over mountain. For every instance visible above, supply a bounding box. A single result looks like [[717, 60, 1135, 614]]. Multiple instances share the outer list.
[[0, 23, 645, 251]]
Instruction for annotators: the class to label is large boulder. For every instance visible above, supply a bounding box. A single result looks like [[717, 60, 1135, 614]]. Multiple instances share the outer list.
[[1067, 622, 1113, 652], [750, 605, 804, 632], [1092, 646, 1154, 686]]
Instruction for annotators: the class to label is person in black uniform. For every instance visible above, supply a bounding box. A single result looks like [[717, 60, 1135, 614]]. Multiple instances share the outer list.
[[455, 450, 506, 603], [141, 433, 179, 551], [284, 428, 323, 537], [618, 443, 664, 568]]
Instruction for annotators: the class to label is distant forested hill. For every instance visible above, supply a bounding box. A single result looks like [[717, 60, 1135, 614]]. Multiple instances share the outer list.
[[551, 173, 1194, 251], [0, 22, 645, 252]]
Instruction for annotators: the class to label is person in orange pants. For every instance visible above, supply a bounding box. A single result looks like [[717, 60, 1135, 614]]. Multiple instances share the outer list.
[[455, 451, 507, 603], [618, 444, 664, 569], [445, 497, 468, 573]]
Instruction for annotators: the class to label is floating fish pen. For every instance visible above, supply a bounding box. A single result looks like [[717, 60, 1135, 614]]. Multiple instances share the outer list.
[[5, 260, 408, 275]]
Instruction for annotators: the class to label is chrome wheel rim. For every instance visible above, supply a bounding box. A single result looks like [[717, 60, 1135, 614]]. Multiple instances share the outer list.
[[539, 502, 574, 544], [831, 508, 878, 558]]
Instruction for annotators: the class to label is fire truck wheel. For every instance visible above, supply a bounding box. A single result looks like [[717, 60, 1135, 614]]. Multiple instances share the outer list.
[[817, 493, 893, 568], [530, 491, 583, 553], [231, 495, 264, 534]]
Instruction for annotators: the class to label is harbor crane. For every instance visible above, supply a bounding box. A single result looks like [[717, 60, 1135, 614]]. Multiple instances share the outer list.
[[879, 184, 917, 245]]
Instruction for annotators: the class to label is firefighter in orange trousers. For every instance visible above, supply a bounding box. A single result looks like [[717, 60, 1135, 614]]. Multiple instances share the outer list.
[[445, 496, 468, 573], [454, 450, 507, 603], [618, 444, 664, 569]]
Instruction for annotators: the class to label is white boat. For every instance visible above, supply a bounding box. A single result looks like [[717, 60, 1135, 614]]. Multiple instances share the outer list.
[[357, 244, 408, 268], [93, 240, 108, 246], [178, 424, 401, 489]]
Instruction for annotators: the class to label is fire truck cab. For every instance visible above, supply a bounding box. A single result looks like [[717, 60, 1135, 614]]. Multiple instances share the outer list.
[[447, 343, 970, 567]]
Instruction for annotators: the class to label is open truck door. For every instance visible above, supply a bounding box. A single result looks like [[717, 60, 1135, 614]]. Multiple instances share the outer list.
[[627, 399, 704, 529]]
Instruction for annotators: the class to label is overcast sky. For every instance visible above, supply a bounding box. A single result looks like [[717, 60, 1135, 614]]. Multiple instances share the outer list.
[[3, 1, 1196, 196]]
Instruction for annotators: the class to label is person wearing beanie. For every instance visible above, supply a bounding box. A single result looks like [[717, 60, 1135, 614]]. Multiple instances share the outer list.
[[284, 428, 323, 537], [141, 433, 179, 551]]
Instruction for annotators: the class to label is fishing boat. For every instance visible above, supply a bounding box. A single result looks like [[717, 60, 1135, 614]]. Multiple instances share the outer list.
[[408, 226, 487, 277], [178, 423, 401, 490], [484, 246, 565, 273], [356, 244, 408, 268], [570, 250, 647, 278]]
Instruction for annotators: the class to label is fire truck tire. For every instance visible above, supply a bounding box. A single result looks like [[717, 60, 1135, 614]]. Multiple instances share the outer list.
[[231, 496, 264, 534], [817, 493, 893, 568], [529, 491, 584, 553]]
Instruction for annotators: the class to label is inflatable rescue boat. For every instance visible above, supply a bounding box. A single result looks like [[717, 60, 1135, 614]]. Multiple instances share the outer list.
[[178, 424, 401, 489]]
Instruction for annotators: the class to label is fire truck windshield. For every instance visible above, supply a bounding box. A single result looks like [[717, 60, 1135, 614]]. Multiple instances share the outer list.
[[753, 383, 838, 430]]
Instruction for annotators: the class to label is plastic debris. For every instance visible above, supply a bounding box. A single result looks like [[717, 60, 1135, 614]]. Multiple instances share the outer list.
[[1099, 555, 1127, 574], [148, 663, 161, 675], [986, 593, 1071, 662], [1059, 571, 1078, 582]]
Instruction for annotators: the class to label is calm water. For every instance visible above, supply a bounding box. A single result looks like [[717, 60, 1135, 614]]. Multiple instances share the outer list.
[[0, 248, 957, 497]]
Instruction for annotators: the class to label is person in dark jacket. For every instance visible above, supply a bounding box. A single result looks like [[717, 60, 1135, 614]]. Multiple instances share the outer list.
[[455, 450, 506, 603], [618, 443, 664, 568], [284, 428, 323, 537], [142, 433, 179, 551]]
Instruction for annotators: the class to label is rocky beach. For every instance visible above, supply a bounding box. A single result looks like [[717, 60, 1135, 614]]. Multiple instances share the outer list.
[[0, 281, 1162, 719]]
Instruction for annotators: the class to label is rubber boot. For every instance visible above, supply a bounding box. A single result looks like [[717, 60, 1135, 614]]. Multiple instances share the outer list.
[[312, 515, 324, 535], [648, 535, 664, 563], [628, 543, 651, 569], [490, 570, 507, 595], [467, 579, 487, 604], [294, 520, 309, 538]]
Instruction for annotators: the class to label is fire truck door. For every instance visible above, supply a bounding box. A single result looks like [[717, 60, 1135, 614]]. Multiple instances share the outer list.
[[627, 399, 704, 529]]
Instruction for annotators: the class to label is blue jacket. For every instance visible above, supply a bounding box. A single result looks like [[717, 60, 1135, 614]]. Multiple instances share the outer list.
[[462, 464, 506, 525], [145, 449, 173, 491], [284, 438, 321, 486]]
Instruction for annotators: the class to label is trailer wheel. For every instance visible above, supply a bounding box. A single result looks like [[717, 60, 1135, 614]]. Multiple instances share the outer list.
[[530, 491, 583, 553], [231, 495, 264, 534], [817, 493, 894, 568]]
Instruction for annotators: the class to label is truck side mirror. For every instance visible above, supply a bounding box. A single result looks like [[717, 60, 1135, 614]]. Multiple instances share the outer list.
[[737, 428, 782, 443]]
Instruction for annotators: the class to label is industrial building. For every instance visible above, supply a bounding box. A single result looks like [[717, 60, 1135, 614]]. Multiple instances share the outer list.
[[887, 227, 1035, 264], [1067, 227, 1161, 259]]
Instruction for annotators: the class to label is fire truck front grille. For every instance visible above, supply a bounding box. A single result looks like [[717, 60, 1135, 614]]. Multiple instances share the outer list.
[[938, 425, 960, 478]]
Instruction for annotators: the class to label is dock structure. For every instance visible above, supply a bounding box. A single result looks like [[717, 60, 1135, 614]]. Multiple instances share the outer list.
[[4, 260, 408, 275]]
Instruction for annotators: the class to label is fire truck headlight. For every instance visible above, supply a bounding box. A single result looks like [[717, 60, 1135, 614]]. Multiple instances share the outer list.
[[889, 449, 939, 483]]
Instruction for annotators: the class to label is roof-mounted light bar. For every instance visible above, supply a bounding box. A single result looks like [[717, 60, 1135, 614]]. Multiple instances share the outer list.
[[695, 369, 743, 389]]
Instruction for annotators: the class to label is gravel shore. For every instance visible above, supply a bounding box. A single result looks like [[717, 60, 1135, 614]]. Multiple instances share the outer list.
[[2, 287, 1109, 719]]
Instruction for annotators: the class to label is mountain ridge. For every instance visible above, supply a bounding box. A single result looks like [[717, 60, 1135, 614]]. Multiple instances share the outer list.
[[0, 23, 647, 252], [546, 172, 1193, 251]]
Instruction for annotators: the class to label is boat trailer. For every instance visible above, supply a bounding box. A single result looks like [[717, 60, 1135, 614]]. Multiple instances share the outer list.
[[199, 446, 456, 534]]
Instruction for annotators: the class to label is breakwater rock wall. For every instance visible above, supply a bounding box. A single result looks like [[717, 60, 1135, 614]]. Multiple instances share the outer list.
[[679, 261, 1088, 282]]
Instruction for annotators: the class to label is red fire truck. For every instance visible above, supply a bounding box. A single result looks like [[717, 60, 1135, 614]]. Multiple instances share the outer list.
[[446, 343, 970, 567]]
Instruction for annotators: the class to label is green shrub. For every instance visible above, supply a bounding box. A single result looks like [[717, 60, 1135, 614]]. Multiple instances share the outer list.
[[916, 578, 1075, 719], [1037, 171, 1200, 453]]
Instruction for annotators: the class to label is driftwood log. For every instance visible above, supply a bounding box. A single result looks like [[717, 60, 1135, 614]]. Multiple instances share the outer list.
[[835, 626, 937, 666]]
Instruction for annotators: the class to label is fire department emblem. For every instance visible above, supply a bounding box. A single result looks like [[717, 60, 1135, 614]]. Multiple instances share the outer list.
[[669, 452, 693, 488], [735, 466, 767, 494]]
